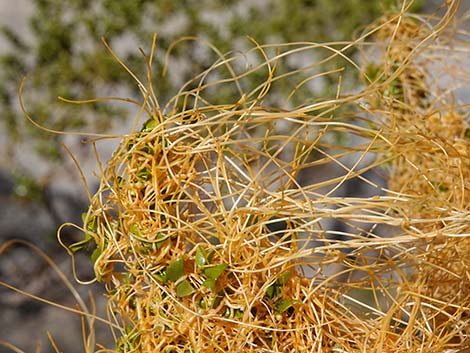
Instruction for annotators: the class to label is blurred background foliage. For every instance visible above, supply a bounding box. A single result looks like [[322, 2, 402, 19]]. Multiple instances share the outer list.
[[0, 0, 422, 209]]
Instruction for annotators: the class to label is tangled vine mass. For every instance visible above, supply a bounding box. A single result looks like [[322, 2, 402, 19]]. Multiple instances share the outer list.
[[57, 1, 469, 352]]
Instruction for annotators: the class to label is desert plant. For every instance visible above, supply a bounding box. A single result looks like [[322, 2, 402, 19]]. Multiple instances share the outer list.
[[2, 0, 468, 352], [44, 1, 470, 352]]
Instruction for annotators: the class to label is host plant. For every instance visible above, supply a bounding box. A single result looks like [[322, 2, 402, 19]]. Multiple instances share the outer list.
[[49, 0, 470, 352], [2, 0, 468, 352]]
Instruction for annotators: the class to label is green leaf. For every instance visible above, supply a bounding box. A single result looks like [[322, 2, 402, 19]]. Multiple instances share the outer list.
[[129, 224, 141, 236], [116, 326, 141, 353], [223, 307, 231, 318], [166, 257, 185, 282], [124, 273, 132, 284], [91, 247, 101, 263], [211, 294, 223, 308], [176, 279, 195, 297], [265, 285, 274, 299], [153, 270, 167, 283], [202, 278, 216, 291], [155, 233, 167, 249], [195, 246, 207, 267], [127, 141, 135, 151], [198, 298, 207, 309], [140, 233, 168, 252], [207, 249, 216, 263], [204, 263, 227, 280], [438, 184, 449, 192], [141, 144, 153, 154], [265, 283, 281, 299], [266, 271, 291, 299], [364, 63, 381, 82], [69, 232, 93, 253], [71, 213, 99, 253], [275, 298, 297, 314], [233, 309, 243, 319], [222, 307, 244, 318], [129, 298, 137, 309], [137, 168, 151, 181], [141, 118, 157, 132], [159, 309, 168, 320], [82, 213, 98, 232], [277, 271, 291, 286]]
